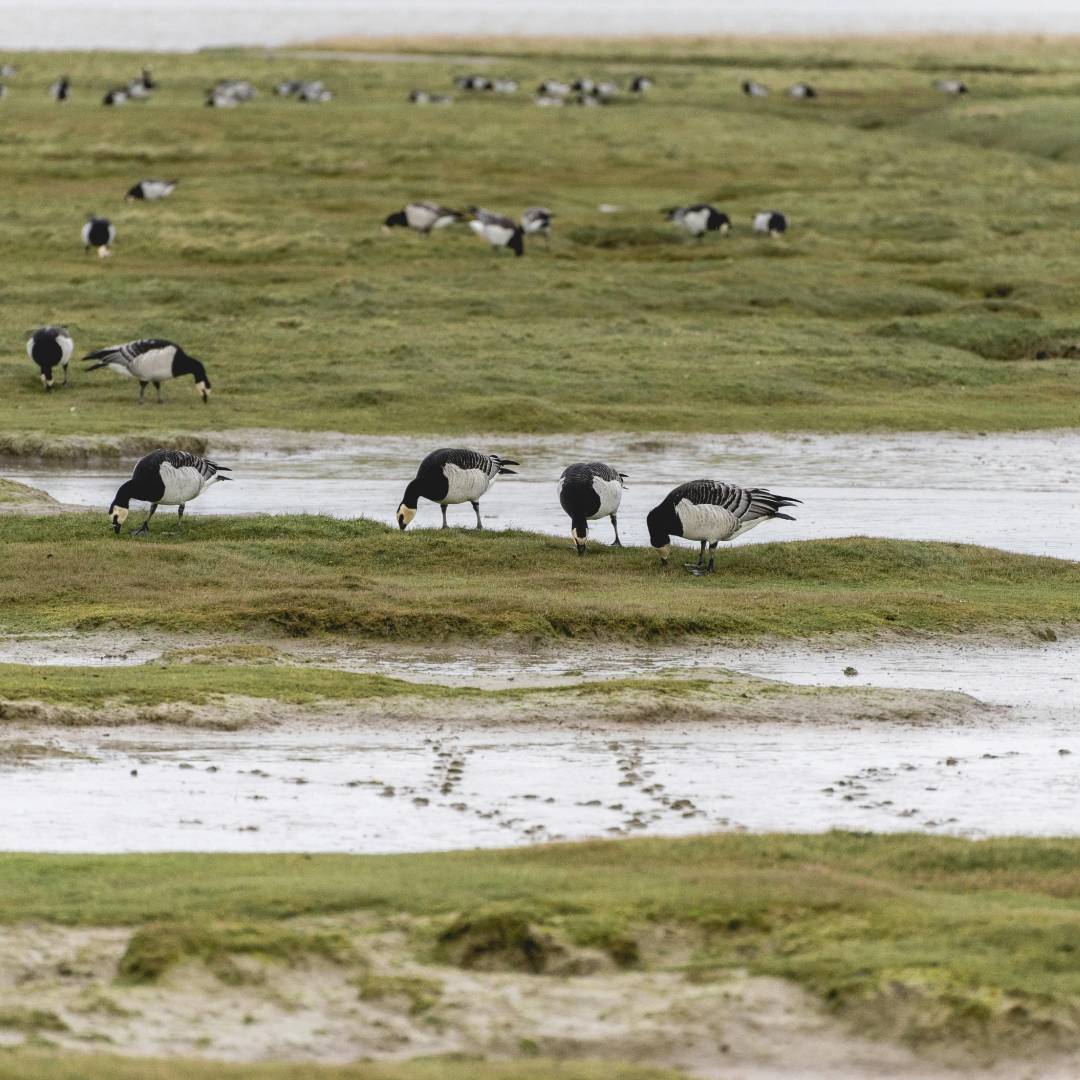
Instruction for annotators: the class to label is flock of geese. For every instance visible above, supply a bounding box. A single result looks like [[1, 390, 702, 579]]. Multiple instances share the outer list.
[[108, 447, 800, 574]]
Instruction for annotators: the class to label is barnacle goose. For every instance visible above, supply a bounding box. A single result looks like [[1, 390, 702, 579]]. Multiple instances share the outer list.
[[83, 339, 212, 404], [383, 202, 464, 235], [630, 75, 653, 95], [455, 74, 494, 91], [207, 79, 255, 107], [102, 88, 128, 106], [534, 95, 565, 107], [753, 210, 788, 237], [82, 216, 115, 258], [296, 81, 332, 103], [409, 90, 453, 105], [558, 462, 627, 555], [492, 79, 518, 94], [572, 77, 596, 94], [396, 449, 518, 531], [536, 80, 571, 98], [593, 81, 618, 100], [521, 207, 553, 244], [647, 480, 800, 574], [109, 449, 231, 536], [468, 207, 525, 256], [126, 179, 177, 203], [934, 78, 968, 95], [665, 205, 731, 238], [742, 79, 769, 97], [27, 326, 74, 391], [49, 76, 70, 102], [126, 67, 155, 98], [788, 82, 817, 99]]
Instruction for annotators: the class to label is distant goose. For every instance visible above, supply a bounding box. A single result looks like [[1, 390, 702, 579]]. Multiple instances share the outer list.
[[109, 449, 231, 536], [665, 204, 731, 238], [126, 68, 155, 99], [521, 206, 553, 243], [593, 81, 619, 100], [492, 78, 518, 94], [536, 80, 571, 97], [455, 74, 493, 91], [383, 201, 464, 235], [534, 95, 565, 108], [630, 75, 653, 95], [102, 88, 128, 106], [742, 80, 769, 97], [409, 90, 453, 105], [126, 179, 178, 202], [82, 216, 115, 258], [934, 78, 968, 95], [275, 79, 302, 96], [788, 82, 817, 99], [572, 93, 603, 107], [49, 76, 70, 102], [396, 448, 518, 531], [84, 339, 212, 404], [26, 326, 74, 391], [558, 462, 626, 555], [647, 480, 801, 573], [572, 78, 596, 94], [205, 90, 238, 108], [207, 79, 255, 107], [753, 210, 788, 236], [297, 81, 332, 103], [468, 207, 525, 256]]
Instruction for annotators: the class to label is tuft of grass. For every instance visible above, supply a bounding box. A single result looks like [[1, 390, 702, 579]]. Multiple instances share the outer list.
[[0, 1009, 69, 1034], [353, 973, 443, 1015]]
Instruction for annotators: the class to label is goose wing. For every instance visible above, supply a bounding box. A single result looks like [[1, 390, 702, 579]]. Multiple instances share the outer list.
[[84, 338, 176, 371], [673, 480, 800, 522]]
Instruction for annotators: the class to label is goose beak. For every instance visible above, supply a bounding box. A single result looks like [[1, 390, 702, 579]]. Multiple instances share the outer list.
[[381, 224, 392, 236], [396, 504, 415, 531]]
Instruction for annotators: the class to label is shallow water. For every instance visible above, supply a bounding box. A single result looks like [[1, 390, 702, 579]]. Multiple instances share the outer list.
[[6, 429, 1080, 558]]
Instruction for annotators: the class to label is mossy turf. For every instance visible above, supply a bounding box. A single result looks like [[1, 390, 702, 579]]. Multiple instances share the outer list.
[[4, 832, 1080, 1043], [2, 38, 1080, 443], [0, 513, 1074, 640]]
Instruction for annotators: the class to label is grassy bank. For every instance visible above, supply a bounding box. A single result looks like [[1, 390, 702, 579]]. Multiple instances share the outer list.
[[3, 832, 1080, 1046], [1, 41, 1080, 441], [0, 514, 1075, 639]]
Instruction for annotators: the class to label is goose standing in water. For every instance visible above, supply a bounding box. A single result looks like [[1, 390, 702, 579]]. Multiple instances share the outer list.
[[82, 216, 115, 258], [647, 480, 800, 574], [397, 448, 518, 531], [109, 449, 231, 536], [382, 202, 464, 235], [468, 207, 525, 256], [521, 206, 553, 244], [27, 326, 74, 391], [126, 179, 178, 202], [665, 205, 731, 238], [753, 210, 788, 237], [83, 339, 212, 403], [558, 462, 626, 555]]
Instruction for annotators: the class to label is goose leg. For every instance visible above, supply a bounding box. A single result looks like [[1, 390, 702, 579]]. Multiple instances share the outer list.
[[684, 540, 706, 571], [154, 381, 165, 404], [441, 504, 449, 529], [472, 501, 483, 529], [138, 381, 149, 404], [707, 541, 719, 572], [610, 513, 622, 547], [133, 503, 158, 536], [62, 366, 69, 387], [174, 503, 185, 529]]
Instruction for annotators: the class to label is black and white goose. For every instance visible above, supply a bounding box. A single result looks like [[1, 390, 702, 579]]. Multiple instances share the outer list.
[[82, 216, 115, 258], [558, 462, 627, 555], [934, 78, 968, 95], [103, 87, 128, 106], [126, 179, 178, 202], [742, 79, 769, 97], [521, 206, 553, 243], [27, 326, 74, 391], [665, 204, 731, 238], [630, 75, 653, 95], [396, 448, 519, 531], [109, 449, 231, 536], [83, 339, 212, 404], [788, 82, 817, 99], [126, 67, 156, 98], [647, 480, 800, 574], [383, 202, 464, 235], [49, 76, 70, 102], [468, 207, 524, 256], [536, 80, 570, 98], [753, 210, 788, 236]]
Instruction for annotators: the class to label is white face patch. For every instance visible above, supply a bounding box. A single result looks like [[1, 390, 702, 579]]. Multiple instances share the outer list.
[[197, 381, 210, 401], [571, 528, 588, 548], [111, 506, 129, 526], [397, 504, 416, 529], [655, 543, 671, 562]]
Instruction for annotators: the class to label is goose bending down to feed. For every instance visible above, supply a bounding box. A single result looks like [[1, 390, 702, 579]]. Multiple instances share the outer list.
[[742, 79, 768, 97], [468, 207, 525, 256], [109, 449, 231, 536], [753, 210, 788, 237], [27, 326, 74, 391], [558, 462, 627, 555], [788, 82, 817, 99], [934, 79, 968, 95], [382, 202, 463, 235], [397, 448, 519, 531], [83, 339, 212, 403], [665, 204, 731, 238], [102, 88, 128, 106], [630, 74, 653, 95], [521, 206, 553, 243], [647, 480, 800, 574], [126, 179, 177, 202], [82, 216, 115, 258]]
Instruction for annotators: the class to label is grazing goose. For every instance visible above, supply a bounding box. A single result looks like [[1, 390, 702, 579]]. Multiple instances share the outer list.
[[27, 326, 74, 391], [572, 78, 596, 94], [127, 66, 156, 97], [536, 80, 571, 98], [409, 90, 453, 105], [934, 78, 968, 95], [558, 462, 627, 555], [126, 179, 178, 202], [297, 81, 332, 103], [455, 74, 493, 91], [383, 202, 464, 235], [788, 82, 816, 99], [630, 74, 653, 95], [742, 79, 769, 97], [492, 78, 518, 94], [468, 207, 525, 256], [82, 216, 115, 258], [49, 76, 70, 102], [84, 339, 211, 404], [102, 88, 128, 106], [396, 448, 518, 531], [665, 204, 731, 238], [534, 94, 565, 107], [753, 210, 788, 236], [521, 206, 553, 243], [207, 79, 255, 107], [594, 81, 619, 100], [109, 449, 231, 536], [647, 480, 800, 574]]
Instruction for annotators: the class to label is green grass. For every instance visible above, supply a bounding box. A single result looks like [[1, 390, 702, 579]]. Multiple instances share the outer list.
[[0, 514, 1074, 640], [4, 833, 1080, 1043], [2, 39, 1080, 443]]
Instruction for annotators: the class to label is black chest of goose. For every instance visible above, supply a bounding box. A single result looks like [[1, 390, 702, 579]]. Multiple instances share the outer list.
[[397, 448, 519, 530], [665, 204, 731, 238], [83, 339, 212, 403], [558, 462, 627, 554], [753, 210, 788, 236], [27, 326, 74, 391], [82, 217, 115, 258], [109, 449, 232, 535]]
